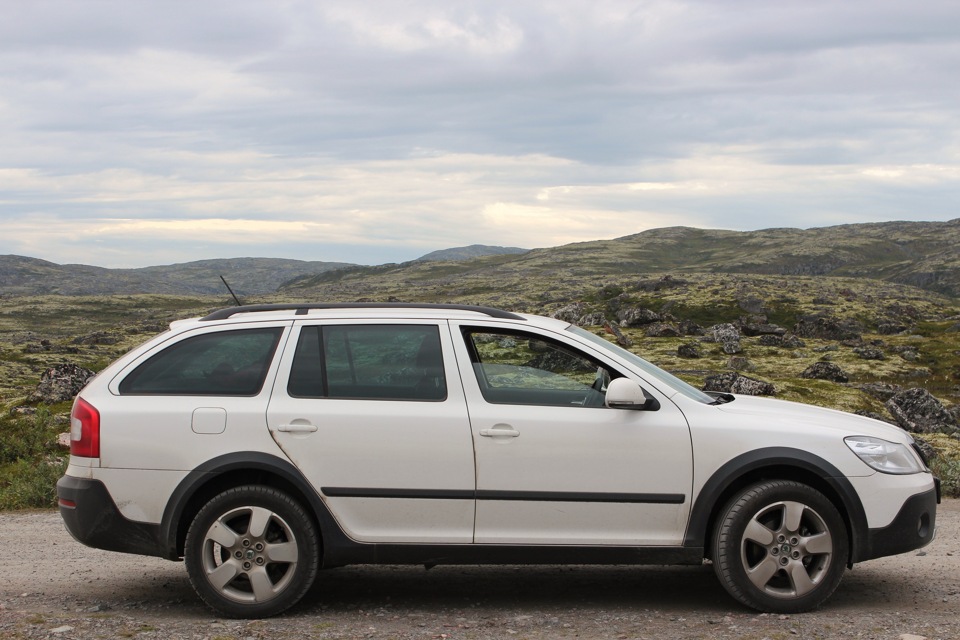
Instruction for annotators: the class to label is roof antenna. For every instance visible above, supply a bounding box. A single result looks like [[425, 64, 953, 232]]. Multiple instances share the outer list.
[[219, 275, 243, 306]]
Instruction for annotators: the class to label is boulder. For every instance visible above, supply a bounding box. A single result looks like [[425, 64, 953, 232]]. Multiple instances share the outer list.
[[853, 347, 886, 360], [741, 323, 787, 337], [885, 388, 958, 435], [72, 331, 122, 346], [793, 316, 862, 341], [727, 356, 754, 371], [703, 372, 775, 396], [30, 363, 97, 404], [678, 319, 705, 336], [757, 334, 783, 347], [858, 382, 903, 402], [578, 312, 608, 327], [888, 345, 920, 362], [550, 303, 587, 324], [677, 342, 702, 359], [737, 296, 768, 315], [708, 323, 741, 344], [617, 307, 661, 327], [636, 275, 688, 292], [722, 340, 743, 355], [645, 322, 681, 338], [800, 362, 849, 383], [781, 334, 806, 348], [603, 323, 632, 348], [877, 322, 909, 335]]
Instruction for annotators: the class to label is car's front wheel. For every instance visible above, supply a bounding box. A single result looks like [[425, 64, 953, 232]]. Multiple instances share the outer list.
[[712, 480, 849, 613], [184, 485, 319, 618]]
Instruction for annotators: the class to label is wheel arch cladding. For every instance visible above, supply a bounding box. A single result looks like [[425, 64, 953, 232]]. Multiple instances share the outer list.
[[685, 447, 868, 563], [160, 452, 331, 560]]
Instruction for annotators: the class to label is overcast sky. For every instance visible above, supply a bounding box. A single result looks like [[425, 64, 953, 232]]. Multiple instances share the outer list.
[[1, 0, 959, 267]]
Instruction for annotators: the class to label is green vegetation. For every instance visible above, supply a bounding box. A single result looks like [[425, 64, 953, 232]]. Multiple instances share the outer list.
[[0, 406, 67, 509], [1, 263, 959, 508]]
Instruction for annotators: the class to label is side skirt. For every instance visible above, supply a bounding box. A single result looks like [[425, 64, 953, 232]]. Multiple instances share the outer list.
[[322, 543, 704, 569]]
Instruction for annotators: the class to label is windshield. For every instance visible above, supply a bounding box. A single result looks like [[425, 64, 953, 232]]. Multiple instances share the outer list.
[[568, 325, 716, 404]]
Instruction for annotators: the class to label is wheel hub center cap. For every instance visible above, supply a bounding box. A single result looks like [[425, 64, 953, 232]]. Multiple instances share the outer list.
[[245, 549, 255, 559]]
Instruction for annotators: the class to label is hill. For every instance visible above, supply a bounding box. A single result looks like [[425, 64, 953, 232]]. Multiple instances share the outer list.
[[416, 244, 528, 262], [3, 219, 960, 298], [283, 219, 960, 299], [0, 256, 354, 296]]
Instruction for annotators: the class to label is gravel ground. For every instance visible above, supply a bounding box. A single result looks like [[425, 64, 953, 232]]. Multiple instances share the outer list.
[[1, 500, 958, 640]]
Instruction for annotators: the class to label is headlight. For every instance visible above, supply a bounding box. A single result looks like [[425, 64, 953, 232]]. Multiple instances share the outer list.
[[845, 436, 925, 475]]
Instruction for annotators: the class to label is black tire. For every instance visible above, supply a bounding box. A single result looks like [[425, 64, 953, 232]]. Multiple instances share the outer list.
[[184, 485, 320, 618], [712, 480, 849, 613]]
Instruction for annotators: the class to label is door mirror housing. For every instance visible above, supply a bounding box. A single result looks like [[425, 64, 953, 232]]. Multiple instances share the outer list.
[[605, 378, 660, 411]]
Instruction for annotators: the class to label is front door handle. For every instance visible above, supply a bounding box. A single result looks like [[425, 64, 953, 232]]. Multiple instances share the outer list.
[[276, 423, 318, 433], [479, 427, 520, 438]]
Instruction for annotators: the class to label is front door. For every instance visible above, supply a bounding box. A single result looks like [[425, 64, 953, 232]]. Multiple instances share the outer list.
[[452, 321, 693, 546]]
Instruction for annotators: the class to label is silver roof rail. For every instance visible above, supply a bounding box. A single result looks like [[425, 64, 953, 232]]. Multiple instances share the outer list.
[[200, 303, 527, 322]]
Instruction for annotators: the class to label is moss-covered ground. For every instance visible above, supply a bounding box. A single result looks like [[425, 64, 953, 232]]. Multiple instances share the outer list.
[[1, 275, 958, 507]]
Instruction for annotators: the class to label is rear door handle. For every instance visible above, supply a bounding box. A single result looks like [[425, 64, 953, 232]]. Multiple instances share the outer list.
[[479, 427, 520, 438]]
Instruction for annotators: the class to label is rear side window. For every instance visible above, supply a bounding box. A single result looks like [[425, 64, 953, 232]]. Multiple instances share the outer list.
[[119, 327, 283, 396], [288, 325, 446, 401]]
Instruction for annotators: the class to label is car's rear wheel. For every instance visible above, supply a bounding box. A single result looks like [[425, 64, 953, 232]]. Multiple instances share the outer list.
[[713, 480, 848, 613], [184, 485, 319, 618]]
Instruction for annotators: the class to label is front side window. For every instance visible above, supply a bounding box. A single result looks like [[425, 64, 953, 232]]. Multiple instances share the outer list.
[[287, 325, 446, 401], [463, 328, 618, 407], [567, 325, 715, 404], [119, 327, 283, 396]]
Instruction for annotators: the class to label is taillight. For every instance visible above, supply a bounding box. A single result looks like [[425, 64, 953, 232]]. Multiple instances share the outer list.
[[70, 397, 100, 458]]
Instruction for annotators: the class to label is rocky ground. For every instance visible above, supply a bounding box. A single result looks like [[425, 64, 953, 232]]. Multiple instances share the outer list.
[[1, 501, 958, 640]]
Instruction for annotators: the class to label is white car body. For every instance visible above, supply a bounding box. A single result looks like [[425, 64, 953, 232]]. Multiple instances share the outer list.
[[58, 304, 939, 618]]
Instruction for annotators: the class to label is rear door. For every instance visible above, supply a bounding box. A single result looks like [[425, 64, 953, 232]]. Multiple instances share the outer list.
[[266, 320, 476, 543]]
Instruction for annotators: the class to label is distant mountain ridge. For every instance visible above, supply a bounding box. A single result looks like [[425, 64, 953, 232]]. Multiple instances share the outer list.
[[416, 244, 528, 262], [283, 219, 960, 299], [0, 256, 354, 296], [3, 219, 960, 297]]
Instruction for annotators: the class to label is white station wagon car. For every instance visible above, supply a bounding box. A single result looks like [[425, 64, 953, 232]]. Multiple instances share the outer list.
[[58, 303, 940, 617]]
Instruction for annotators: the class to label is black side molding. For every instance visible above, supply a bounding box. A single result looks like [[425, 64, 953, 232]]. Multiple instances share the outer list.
[[321, 487, 685, 504]]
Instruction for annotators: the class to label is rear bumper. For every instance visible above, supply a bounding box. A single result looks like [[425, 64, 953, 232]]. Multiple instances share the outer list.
[[57, 475, 167, 559], [856, 485, 938, 562]]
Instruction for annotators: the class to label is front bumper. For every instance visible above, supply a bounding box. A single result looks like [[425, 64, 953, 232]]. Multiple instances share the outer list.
[[57, 475, 167, 559], [856, 485, 938, 563]]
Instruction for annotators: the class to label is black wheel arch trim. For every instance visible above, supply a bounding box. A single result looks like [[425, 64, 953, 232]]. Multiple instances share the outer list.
[[684, 447, 870, 562], [160, 451, 340, 561]]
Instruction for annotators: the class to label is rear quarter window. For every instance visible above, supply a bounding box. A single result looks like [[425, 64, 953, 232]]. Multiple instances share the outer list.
[[118, 327, 283, 396]]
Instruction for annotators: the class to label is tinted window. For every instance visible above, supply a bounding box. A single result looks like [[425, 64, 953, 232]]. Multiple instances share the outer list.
[[119, 328, 283, 396], [463, 329, 618, 407], [287, 325, 446, 401]]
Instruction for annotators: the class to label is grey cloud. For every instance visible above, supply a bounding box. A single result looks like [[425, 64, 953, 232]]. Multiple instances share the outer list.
[[1, 0, 960, 266]]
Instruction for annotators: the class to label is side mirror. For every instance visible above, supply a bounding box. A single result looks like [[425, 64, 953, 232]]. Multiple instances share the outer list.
[[605, 378, 660, 411]]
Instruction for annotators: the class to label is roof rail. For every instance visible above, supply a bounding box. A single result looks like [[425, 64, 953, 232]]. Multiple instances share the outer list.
[[200, 303, 527, 322]]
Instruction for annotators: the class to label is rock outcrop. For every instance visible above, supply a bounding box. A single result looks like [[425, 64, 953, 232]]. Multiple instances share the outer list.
[[30, 363, 96, 404], [703, 372, 776, 396], [800, 362, 849, 383], [885, 388, 958, 435]]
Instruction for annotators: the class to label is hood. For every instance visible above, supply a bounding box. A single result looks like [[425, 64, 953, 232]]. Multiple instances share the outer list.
[[716, 394, 913, 444]]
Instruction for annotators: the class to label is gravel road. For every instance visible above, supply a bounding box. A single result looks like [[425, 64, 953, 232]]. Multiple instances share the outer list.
[[1, 500, 958, 639]]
